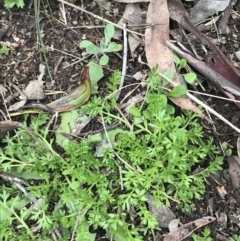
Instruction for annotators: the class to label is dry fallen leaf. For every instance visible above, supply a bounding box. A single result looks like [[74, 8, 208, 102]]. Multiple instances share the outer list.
[[0, 120, 19, 139], [113, 3, 144, 57], [189, 0, 230, 24], [164, 216, 216, 241], [145, 0, 204, 117], [228, 156, 240, 189], [145, 0, 174, 73], [216, 185, 227, 199], [145, 193, 175, 228], [8, 99, 27, 112], [168, 0, 240, 109], [168, 219, 180, 232]]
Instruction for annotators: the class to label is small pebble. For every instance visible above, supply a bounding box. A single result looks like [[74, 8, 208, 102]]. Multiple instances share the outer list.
[[72, 20, 78, 25]]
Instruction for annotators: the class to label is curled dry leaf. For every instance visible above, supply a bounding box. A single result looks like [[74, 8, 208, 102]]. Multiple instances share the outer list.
[[164, 216, 216, 241], [216, 185, 227, 199], [8, 99, 27, 112], [0, 120, 19, 139]]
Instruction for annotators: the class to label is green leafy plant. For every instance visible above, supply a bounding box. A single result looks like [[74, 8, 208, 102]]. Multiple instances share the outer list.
[[0, 68, 224, 240], [0, 45, 10, 58], [4, 0, 25, 9], [191, 228, 240, 241], [80, 24, 122, 86], [81, 69, 121, 123], [229, 236, 240, 241], [173, 52, 197, 84], [191, 228, 212, 241], [221, 142, 232, 157]]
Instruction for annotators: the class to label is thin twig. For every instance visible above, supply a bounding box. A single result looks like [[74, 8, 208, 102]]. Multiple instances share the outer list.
[[116, 23, 128, 101], [70, 209, 82, 241], [0, 88, 11, 120], [10, 82, 27, 99], [188, 89, 240, 103], [100, 84, 142, 175], [57, 0, 144, 36], [158, 72, 240, 134], [179, 25, 201, 59], [116, 106, 131, 128], [60, 2, 67, 25], [37, 43, 80, 59], [120, 83, 141, 104], [63, 23, 162, 30], [54, 55, 64, 75], [63, 54, 90, 69]]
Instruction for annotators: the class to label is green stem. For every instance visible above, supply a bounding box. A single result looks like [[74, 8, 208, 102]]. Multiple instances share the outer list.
[[1, 201, 35, 239]]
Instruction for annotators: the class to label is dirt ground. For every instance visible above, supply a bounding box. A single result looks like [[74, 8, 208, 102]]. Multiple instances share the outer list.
[[1, 0, 240, 240]]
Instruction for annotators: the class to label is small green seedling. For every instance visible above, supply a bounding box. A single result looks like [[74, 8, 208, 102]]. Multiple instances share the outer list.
[[173, 52, 197, 84], [80, 24, 122, 64], [4, 0, 25, 9], [80, 24, 122, 87], [221, 142, 232, 157], [191, 228, 240, 241], [191, 227, 212, 241], [0, 46, 10, 58]]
